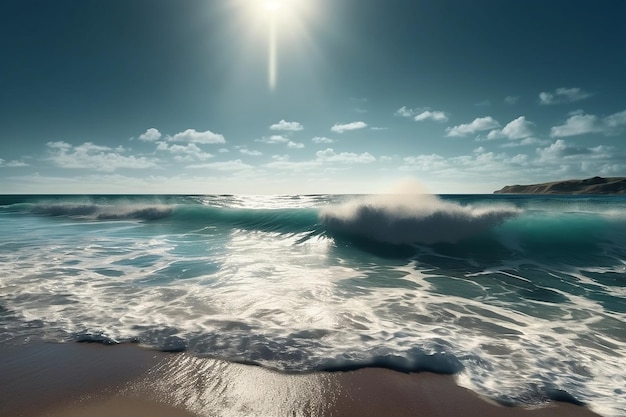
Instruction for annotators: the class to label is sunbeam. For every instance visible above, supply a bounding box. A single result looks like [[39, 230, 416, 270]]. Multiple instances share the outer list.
[[268, 18, 278, 90], [242, 0, 316, 91]]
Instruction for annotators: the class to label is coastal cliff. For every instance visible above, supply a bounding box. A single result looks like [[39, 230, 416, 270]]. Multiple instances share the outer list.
[[494, 176, 626, 194]]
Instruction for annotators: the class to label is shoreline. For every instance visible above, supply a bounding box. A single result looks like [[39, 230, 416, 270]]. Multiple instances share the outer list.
[[0, 342, 603, 417]]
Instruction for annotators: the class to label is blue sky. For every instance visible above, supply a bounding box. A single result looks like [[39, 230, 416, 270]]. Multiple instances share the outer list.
[[1, 0, 625, 194]]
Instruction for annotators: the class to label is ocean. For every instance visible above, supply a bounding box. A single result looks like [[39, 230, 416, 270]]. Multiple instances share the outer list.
[[0, 193, 624, 416]]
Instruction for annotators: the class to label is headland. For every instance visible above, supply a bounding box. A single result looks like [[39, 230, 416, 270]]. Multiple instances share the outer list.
[[494, 176, 626, 194]]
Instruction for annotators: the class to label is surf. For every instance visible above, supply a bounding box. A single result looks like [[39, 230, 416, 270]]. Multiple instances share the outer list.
[[1, 194, 626, 416]]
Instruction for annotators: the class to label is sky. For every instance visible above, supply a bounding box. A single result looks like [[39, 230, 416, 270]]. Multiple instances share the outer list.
[[1, 0, 625, 194]]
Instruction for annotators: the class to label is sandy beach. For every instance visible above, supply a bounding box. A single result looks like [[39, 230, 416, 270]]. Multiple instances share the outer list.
[[0, 342, 602, 417]]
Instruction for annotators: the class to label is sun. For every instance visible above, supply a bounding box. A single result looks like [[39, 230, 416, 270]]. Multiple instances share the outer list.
[[262, 1, 282, 13], [259, 0, 290, 18], [247, 0, 312, 26]]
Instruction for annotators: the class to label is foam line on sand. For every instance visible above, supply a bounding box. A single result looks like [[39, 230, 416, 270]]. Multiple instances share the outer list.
[[0, 342, 602, 417]]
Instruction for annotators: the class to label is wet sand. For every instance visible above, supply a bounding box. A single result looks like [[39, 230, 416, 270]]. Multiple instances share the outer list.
[[0, 342, 602, 417]]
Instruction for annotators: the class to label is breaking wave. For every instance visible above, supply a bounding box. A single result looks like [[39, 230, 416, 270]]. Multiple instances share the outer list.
[[320, 194, 520, 244]]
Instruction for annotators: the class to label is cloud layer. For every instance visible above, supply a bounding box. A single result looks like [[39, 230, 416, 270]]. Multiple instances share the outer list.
[[4, 89, 625, 194]]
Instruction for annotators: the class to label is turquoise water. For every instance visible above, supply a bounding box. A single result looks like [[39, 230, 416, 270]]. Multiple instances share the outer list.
[[0, 194, 625, 416]]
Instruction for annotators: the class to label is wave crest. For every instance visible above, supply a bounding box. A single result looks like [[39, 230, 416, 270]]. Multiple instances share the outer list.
[[32, 203, 173, 221], [320, 194, 520, 244]]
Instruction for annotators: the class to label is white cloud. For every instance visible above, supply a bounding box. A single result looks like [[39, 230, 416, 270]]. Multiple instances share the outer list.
[[157, 142, 195, 153], [10, 161, 28, 167], [156, 142, 213, 161], [169, 128, 225, 144], [75, 143, 110, 153], [400, 149, 530, 177], [47, 141, 156, 172], [539, 87, 592, 105], [331, 121, 368, 133], [396, 107, 448, 122], [538, 139, 575, 159], [138, 128, 162, 142], [550, 114, 599, 137], [395, 106, 415, 117], [473, 147, 486, 154], [256, 135, 290, 144], [414, 111, 448, 122], [402, 154, 447, 171], [537, 140, 615, 164], [510, 154, 529, 164], [550, 109, 626, 138], [263, 148, 377, 172], [316, 148, 375, 163], [263, 159, 321, 172], [398, 139, 621, 187], [186, 159, 252, 171], [269, 120, 304, 131], [504, 96, 519, 105], [500, 116, 534, 139], [0, 159, 29, 168], [255, 136, 304, 149], [487, 116, 534, 140], [501, 137, 549, 147], [484, 131, 499, 140], [47, 141, 72, 150], [538, 92, 551, 104], [240, 148, 263, 156], [312, 136, 334, 144], [287, 141, 304, 149], [446, 117, 500, 137], [604, 110, 626, 129], [262, 147, 377, 174]]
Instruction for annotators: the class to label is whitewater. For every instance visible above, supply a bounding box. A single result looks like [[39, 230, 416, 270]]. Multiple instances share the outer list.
[[0, 193, 625, 416]]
